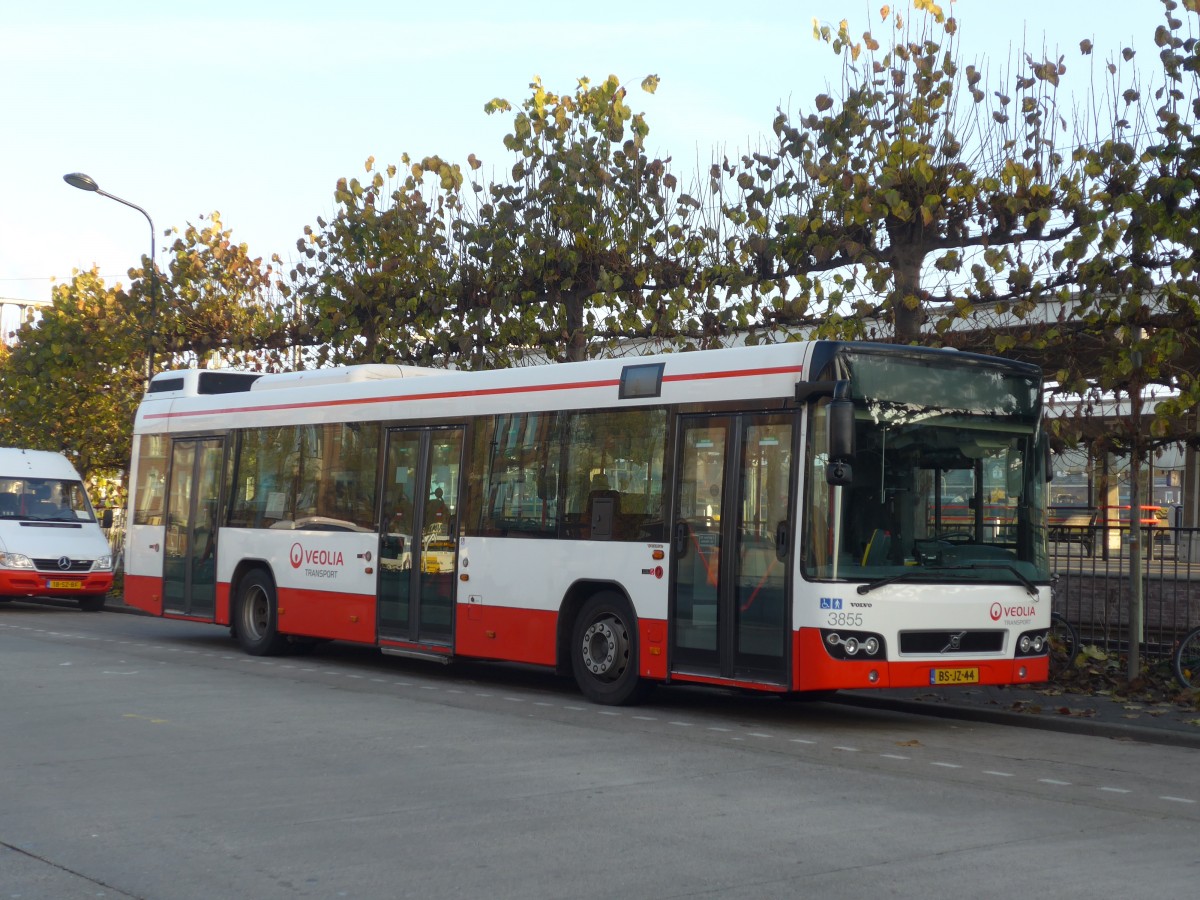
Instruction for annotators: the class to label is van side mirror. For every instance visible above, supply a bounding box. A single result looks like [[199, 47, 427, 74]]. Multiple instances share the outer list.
[[101, 508, 114, 529]]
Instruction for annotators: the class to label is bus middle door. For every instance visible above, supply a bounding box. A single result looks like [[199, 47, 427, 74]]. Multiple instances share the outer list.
[[378, 427, 464, 648], [162, 436, 225, 620], [670, 412, 796, 686]]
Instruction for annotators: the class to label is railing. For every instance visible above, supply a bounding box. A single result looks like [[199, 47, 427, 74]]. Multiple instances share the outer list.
[[1050, 521, 1200, 662]]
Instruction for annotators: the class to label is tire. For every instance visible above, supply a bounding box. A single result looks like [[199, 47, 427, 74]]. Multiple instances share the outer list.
[[233, 569, 288, 656], [1173, 626, 1200, 690], [78, 595, 106, 613], [570, 591, 651, 706], [1048, 612, 1078, 679]]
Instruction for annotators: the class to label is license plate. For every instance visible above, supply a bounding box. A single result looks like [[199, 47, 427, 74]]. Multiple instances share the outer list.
[[930, 667, 979, 685], [48, 579, 83, 590]]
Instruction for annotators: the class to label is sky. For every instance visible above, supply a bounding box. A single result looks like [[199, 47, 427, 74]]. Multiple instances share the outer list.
[[0, 1, 1172, 338]]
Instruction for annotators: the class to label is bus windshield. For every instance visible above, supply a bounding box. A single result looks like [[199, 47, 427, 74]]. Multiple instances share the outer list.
[[803, 349, 1050, 586]]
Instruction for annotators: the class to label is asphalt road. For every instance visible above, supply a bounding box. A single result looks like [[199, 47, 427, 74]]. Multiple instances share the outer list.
[[2, 601, 1198, 899]]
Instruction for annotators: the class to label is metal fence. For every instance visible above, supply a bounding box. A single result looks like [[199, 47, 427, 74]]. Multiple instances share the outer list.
[[1050, 522, 1200, 661]]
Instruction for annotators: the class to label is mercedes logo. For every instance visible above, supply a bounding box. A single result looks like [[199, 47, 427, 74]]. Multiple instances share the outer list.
[[57, 556, 72, 570]]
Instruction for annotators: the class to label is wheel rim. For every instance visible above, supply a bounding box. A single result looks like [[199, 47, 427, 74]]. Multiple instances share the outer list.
[[242, 584, 270, 641], [581, 614, 630, 682], [1180, 646, 1200, 687]]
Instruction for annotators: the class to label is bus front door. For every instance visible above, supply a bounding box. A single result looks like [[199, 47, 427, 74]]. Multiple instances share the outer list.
[[670, 413, 795, 685], [378, 427, 464, 647], [162, 437, 225, 619]]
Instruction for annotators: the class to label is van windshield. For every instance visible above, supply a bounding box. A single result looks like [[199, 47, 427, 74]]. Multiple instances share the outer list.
[[0, 478, 96, 523]]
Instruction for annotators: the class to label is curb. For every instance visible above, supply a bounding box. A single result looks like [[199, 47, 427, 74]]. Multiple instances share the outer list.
[[836, 691, 1200, 750]]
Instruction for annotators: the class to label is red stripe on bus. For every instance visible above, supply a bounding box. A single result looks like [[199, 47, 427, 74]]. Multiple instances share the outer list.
[[455, 603, 558, 667], [791, 629, 1048, 691], [124, 573, 163, 616], [660, 364, 802, 383], [142, 365, 804, 422]]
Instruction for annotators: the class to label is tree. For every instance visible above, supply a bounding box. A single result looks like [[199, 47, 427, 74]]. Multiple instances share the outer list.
[[1045, 0, 1200, 679], [0, 215, 288, 489], [296, 75, 713, 369], [469, 75, 703, 362], [291, 156, 466, 367], [711, 3, 1088, 346], [159, 213, 291, 370], [0, 269, 143, 479]]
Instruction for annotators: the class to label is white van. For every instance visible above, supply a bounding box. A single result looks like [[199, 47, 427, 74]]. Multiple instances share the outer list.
[[0, 448, 114, 611]]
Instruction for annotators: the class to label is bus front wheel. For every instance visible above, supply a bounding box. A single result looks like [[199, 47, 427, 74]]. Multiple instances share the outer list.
[[234, 569, 288, 656], [570, 591, 651, 706]]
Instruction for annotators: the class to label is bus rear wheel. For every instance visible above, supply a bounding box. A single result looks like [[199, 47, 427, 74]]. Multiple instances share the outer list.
[[234, 569, 288, 656], [570, 591, 651, 706]]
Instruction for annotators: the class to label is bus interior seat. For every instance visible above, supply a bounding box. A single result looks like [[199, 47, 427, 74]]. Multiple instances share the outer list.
[[861, 529, 892, 566], [0, 493, 18, 517], [586, 489, 620, 540]]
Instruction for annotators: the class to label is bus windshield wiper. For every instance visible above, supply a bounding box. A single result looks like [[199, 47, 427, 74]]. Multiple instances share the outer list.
[[958, 563, 1039, 596], [857, 563, 1039, 596], [856, 569, 935, 595]]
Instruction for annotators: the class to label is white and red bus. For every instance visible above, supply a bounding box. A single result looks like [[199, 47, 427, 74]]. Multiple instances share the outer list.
[[123, 341, 1053, 704]]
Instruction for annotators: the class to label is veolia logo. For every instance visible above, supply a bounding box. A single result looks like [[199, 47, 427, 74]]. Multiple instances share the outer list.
[[991, 601, 1036, 621], [290, 542, 345, 570]]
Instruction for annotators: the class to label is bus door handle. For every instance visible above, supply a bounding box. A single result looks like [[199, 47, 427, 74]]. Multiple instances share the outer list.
[[673, 522, 689, 558], [775, 522, 789, 561]]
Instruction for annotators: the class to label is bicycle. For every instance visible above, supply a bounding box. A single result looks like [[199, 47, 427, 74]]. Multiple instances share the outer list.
[[1172, 626, 1200, 690], [1048, 611, 1079, 679]]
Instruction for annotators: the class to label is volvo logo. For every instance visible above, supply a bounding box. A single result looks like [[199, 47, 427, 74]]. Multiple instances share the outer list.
[[941, 631, 966, 653], [57, 556, 72, 571]]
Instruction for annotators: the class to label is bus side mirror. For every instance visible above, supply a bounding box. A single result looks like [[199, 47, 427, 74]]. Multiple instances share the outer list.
[[826, 399, 856, 486], [826, 459, 853, 487], [828, 399, 855, 461]]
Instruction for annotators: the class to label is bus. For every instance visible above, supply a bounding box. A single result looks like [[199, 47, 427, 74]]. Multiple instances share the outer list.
[[123, 341, 1052, 704]]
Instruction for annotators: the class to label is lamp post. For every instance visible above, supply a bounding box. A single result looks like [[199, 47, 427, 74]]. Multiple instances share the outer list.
[[63, 172, 159, 386]]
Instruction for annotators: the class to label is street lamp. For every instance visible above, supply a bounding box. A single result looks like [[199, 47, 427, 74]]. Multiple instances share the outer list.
[[63, 172, 159, 385]]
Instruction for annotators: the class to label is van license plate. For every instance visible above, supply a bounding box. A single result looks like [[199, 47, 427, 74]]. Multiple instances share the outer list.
[[48, 579, 82, 590], [930, 667, 979, 685]]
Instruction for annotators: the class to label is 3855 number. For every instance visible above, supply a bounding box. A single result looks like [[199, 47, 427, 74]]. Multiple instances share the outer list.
[[826, 612, 864, 627]]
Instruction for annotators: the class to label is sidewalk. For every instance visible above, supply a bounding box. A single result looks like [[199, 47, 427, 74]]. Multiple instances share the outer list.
[[840, 682, 1200, 749]]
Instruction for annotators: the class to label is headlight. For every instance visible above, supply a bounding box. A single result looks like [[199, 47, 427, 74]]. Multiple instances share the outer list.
[[91, 555, 114, 572], [1019, 635, 1032, 653], [0, 551, 36, 570]]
